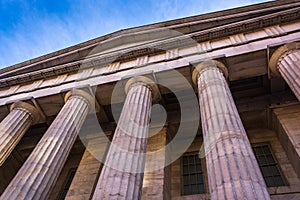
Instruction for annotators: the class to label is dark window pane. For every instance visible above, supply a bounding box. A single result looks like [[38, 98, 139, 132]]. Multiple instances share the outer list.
[[195, 157, 201, 164], [197, 174, 204, 183], [254, 147, 263, 155], [265, 177, 274, 187], [189, 156, 194, 164], [274, 176, 285, 186], [183, 185, 190, 195], [252, 145, 286, 187], [270, 166, 280, 176], [266, 155, 275, 164], [196, 164, 202, 173], [183, 156, 188, 163], [198, 184, 205, 193], [182, 154, 206, 195], [261, 166, 271, 177], [183, 165, 188, 174], [191, 184, 198, 194], [257, 156, 267, 165], [190, 174, 197, 184], [183, 175, 189, 185], [263, 146, 271, 154], [59, 168, 77, 200], [190, 165, 196, 173]]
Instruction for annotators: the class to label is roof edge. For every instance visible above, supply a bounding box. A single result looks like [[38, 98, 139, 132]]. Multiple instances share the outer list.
[[0, 0, 295, 74]]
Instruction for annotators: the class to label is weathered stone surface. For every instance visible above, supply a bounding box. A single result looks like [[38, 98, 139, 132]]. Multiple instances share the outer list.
[[65, 133, 111, 200], [0, 2, 300, 200], [92, 76, 159, 200], [142, 127, 170, 200], [0, 90, 93, 200], [272, 104, 300, 177], [248, 128, 300, 198], [277, 49, 300, 100], [0, 101, 40, 166], [65, 150, 101, 200], [269, 43, 300, 100], [193, 60, 270, 200]]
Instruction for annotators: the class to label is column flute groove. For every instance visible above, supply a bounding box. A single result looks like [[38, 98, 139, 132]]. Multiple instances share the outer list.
[[0, 101, 40, 166], [0, 89, 94, 200], [269, 42, 300, 100], [193, 60, 270, 200], [92, 76, 159, 200]]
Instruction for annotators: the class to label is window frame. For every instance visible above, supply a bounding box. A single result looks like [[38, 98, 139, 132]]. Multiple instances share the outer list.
[[59, 167, 77, 200], [180, 151, 208, 196], [252, 143, 288, 187]]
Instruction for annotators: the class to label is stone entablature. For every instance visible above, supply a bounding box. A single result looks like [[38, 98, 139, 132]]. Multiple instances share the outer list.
[[0, 4, 299, 88], [6, 2, 300, 72], [0, 21, 299, 107]]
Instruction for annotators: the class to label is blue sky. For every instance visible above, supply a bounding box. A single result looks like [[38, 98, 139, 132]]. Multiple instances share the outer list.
[[0, 0, 271, 68]]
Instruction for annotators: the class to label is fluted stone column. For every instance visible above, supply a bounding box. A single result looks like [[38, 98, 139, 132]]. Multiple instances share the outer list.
[[0, 101, 40, 166], [0, 89, 94, 200], [269, 42, 300, 100], [192, 60, 270, 200], [92, 76, 160, 200]]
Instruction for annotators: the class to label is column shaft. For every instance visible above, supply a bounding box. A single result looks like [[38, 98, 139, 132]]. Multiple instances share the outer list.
[[278, 50, 300, 100], [0, 102, 39, 166], [92, 80, 154, 200], [195, 62, 270, 200], [0, 91, 92, 200]]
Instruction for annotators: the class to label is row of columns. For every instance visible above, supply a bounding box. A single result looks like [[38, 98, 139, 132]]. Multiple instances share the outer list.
[[0, 90, 94, 199], [0, 43, 298, 199]]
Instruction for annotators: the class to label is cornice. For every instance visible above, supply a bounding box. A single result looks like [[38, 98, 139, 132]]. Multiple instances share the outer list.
[[1, 2, 300, 78], [1, 1, 298, 77], [0, 6, 299, 89], [0, 31, 299, 107]]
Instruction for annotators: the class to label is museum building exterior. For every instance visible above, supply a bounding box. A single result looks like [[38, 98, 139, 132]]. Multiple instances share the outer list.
[[0, 0, 300, 199]]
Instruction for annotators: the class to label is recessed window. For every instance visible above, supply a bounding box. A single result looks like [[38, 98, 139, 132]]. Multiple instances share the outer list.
[[59, 168, 77, 199], [182, 154, 206, 195], [253, 144, 286, 187]]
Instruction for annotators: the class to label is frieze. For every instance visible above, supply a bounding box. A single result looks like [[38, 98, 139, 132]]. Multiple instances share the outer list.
[[0, 7, 299, 89]]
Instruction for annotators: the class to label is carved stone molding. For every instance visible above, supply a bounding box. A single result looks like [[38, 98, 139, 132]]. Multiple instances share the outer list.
[[64, 89, 95, 112], [10, 101, 41, 124], [0, 7, 299, 89], [192, 60, 228, 85], [269, 42, 300, 77], [125, 76, 161, 103]]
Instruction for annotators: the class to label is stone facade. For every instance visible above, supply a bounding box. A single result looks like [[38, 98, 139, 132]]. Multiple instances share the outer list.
[[0, 0, 300, 199]]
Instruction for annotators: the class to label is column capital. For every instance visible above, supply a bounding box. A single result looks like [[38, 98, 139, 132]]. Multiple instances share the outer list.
[[125, 76, 160, 102], [269, 42, 300, 77], [64, 89, 94, 110], [192, 60, 228, 85], [10, 101, 41, 124]]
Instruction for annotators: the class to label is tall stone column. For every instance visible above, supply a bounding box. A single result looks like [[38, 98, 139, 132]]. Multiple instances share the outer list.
[[0, 101, 40, 166], [0, 89, 94, 200], [92, 76, 160, 200], [269, 42, 300, 100], [192, 60, 270, 200]]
